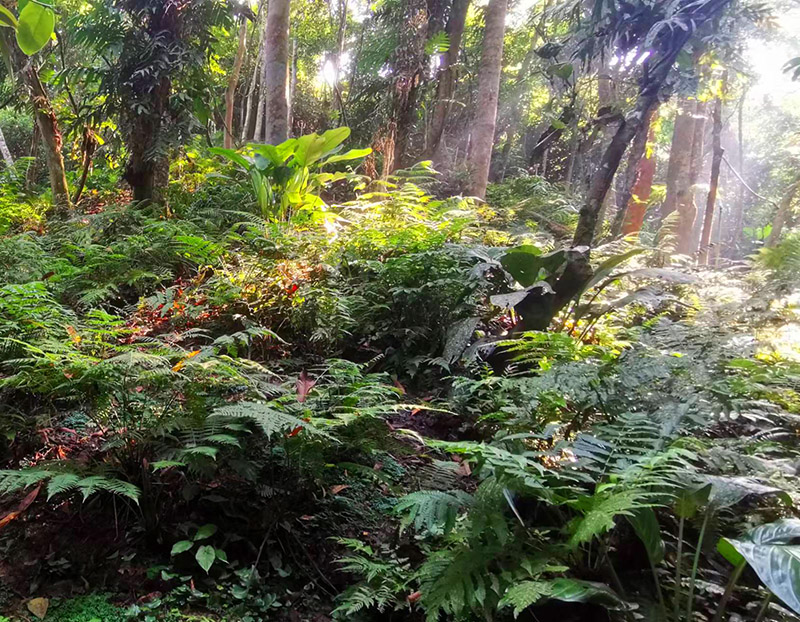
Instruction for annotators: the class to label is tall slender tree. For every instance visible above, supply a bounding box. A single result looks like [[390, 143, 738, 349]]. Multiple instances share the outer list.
[[224, 18, 248, 149], [466, 0, 507, 199], [699, 84, 725, 263]]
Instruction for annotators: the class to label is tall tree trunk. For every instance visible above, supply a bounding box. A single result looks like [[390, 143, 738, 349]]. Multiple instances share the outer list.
[[662, 97, 695, 225], [466, 0, 507, 199], [428, 0, 469, 164], [679, 99, 707, 254], [125, 76, 170, 203], [388, 0, 428, 171], [728, 89, 747, 253], [263, 0, 291, 144], [698, 93, 724, 264], [765, 180, 800, 248], [253, 39, 267, 141], [224, 19, 248, 149], [621, 114, 657, 236], [611, 107, 657, 237], [25, 65, 71, 211], [242, 34, 263, 141], [0, 124, 13, 169]]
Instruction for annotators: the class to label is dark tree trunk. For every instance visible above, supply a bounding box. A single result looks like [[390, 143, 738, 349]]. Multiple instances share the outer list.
[[125, 76, 170, 203], [428, 0, 469, 165]]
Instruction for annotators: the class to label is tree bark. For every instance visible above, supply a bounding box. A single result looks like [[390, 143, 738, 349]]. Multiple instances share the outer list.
[[25, 65, 71, 211], [728, 89, 747, 253], [124, 75, 170, 203], [388, 0, 428, 171], [428, 0, 469, 164], [26, 122, 40, 191], [242, 30, 263, 141], [765, 180, 800, 248], [620, 113, 657, 236], [698, 93, 724, 264], [253, 37, 267, 141], [611, 106, 657, 237], [0, 124, 13, 169], [678, 99, 707, 254], [466, 0, 507, 199], [263, 0, 291, 144], [662, 97, 695, 224], [72, 126, 97, 204], [224, 19, 248, 149]]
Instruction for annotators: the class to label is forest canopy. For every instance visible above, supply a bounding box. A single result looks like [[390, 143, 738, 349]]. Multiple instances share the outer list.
[[2, 0, 800, 621]]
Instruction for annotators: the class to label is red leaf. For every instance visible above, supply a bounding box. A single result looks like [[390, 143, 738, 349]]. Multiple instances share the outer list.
[[407, 591, 422, 604], [330, 484, 349, 495], [287, 426, 303, 437], [296, 371, 316, 403]]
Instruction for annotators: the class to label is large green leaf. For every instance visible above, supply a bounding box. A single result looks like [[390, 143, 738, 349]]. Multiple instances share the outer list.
[[170, 540, 193, 556], [323, 147, 372, 165], [319, 127, 350, 156], [702, 475, 791, 509], [500, 246, 565, 287], [580, 247, 647, 295], [718, 519, 800, 614], [209, 147, 252, 171], [15, 1, 54, 55], [193, 523, 218, 541], [627, 507, 665, 564], [195, 544, 216, 573], [499, 578, 625, 618]]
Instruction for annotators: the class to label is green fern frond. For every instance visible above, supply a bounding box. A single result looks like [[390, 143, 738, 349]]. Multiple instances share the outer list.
[[394, 490, 474, 536]]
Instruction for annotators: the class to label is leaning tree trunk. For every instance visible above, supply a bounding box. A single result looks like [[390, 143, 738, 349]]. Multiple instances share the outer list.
[[0, 124, 13, 169], [466, 0, 507, 199], [263, 0, 291, 144], [765, 180, 800, 248], [611, 106, 657, 237], [25, 65, 71, 211], [224, 19, 248, 149], [728, 89, 747, 253], [428, 0, 469, 164], [698, 91, 724, 264]]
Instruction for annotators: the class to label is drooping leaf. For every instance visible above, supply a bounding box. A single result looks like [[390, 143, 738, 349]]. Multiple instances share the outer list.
[[547, 578, 625, 609], [195, 544, 216, 573], [718, 519, 800, 614], [209, 147, 252, 171], [15, 2, 55, 55], [171, 540, 193, 556], [323, 147, 372, 165], [194, 523, 218, 541], [675, 483, 711, 519]]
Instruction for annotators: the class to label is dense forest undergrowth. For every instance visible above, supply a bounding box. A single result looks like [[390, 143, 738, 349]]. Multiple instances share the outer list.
[[1, 155, 800, 622], [3, 0, 800, 619]]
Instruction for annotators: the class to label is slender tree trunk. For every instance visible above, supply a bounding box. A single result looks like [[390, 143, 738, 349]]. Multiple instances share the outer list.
[[72, 126, 97, 204], [224, 19, 248, 149], [25, 65, 71, 211], [242, 34, 263, 141], [263, 0, 291, 144], [765, 180, 800, 248], [26, 123, 40, 191], [698, 93, 724, 264], [253, 33, 268, 141], [429, 0, 469, 164], [0, 124, 13, 169], [611, 107, 657, 237], [729, 89, 747, 253], [125, 75, 170, 203], [466, 0, 507, 199]]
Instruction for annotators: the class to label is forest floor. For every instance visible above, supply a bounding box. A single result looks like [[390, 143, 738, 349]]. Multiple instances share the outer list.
[[1, 188, 799, 622]]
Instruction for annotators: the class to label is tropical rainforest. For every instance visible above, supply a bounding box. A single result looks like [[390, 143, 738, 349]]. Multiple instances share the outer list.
[[1, 0, 800, 620]]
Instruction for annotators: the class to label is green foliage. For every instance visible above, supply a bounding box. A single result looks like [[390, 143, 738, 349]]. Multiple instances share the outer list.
[[46, 594, 127, 622], [210, 127, 370, 221]]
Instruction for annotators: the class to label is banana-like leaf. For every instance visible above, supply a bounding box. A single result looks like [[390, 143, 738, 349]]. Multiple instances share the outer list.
[[718, 519, 800, 614]]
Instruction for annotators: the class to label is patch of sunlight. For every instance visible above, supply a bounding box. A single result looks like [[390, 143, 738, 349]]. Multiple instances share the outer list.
[[758, 322, 800, 362]]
